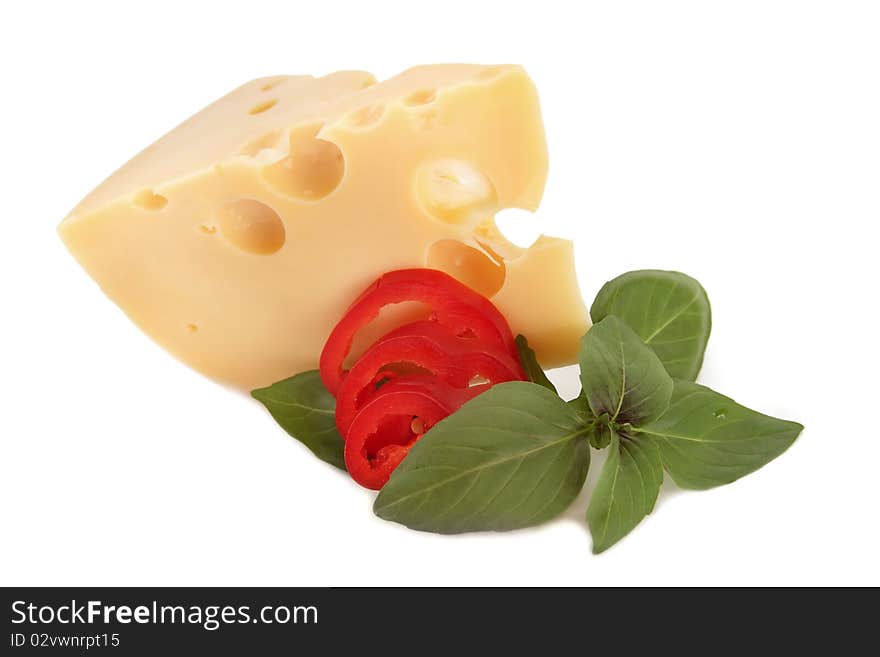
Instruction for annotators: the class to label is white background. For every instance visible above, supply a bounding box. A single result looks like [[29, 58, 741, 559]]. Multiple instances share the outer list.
[[2, 0, 878, 586]]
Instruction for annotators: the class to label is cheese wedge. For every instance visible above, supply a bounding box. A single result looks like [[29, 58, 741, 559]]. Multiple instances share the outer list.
[[59, 64, 589, 389]]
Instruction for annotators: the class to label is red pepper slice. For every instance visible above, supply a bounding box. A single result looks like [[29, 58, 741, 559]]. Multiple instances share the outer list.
[[334, 320, 522, 436], [320, 269, 518, 395], [344, 379, 484, 489]]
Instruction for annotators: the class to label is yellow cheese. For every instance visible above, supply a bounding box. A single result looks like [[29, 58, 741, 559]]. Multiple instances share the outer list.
[[59, 64, 589, 389]]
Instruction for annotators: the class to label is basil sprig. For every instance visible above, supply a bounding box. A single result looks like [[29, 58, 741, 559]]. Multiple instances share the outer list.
[[375, 271, 801, 552], [577, 313, 801, 551], [254, 270, 803, 553]]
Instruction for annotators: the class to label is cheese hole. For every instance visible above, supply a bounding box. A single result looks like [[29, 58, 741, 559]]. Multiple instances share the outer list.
[[426, 240, 505, 298], [198, 224, 217, 235], [262, 126, 345, 201], [346, 103, 385, 128], [186, 323, 199, 333], [238, 130, 282, 157], [249, 98, 278, 115], [416, 159, 497, 225], [133, 190, 168, 211], [494, 208, 543, 248], [215, 199, 286, 255], [405, 89, 436, 106], [260, 78, 285, 92]]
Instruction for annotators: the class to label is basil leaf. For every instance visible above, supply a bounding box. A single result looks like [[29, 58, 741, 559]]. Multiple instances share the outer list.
[[636, 380, 803, 489], [591, 270, 711, 380], [374, 382, 591, 533], [579, 315, 674, 425], [252, 371, 346, 470], [515, 334, 557, 394], [586, 432, 663, 554]]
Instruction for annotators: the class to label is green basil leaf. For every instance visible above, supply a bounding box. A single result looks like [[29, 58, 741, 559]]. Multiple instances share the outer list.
[[636, 380, 803, 489], [374, 382, 591, 533], [515, 334, 557, 394], [579, 315, 674, 425], [586, 432, 663, 554], [591, 270, 711, 380], [252, 371, 345, 470]]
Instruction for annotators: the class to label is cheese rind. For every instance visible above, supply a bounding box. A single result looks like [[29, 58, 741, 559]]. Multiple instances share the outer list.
[[60, 64, 590, 389]]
